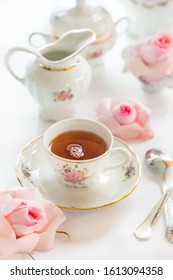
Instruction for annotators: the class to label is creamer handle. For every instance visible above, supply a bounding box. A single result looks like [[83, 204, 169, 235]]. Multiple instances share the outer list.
[[28, 32, 53, 47], [5, 46, 40, 83]]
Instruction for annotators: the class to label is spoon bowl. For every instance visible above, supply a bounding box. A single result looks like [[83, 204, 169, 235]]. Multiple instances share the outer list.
[[145, 148, 173, 173], [144, 148, 173, 242]]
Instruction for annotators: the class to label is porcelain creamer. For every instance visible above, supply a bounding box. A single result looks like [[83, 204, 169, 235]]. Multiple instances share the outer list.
[[5, 29, 96, 121]]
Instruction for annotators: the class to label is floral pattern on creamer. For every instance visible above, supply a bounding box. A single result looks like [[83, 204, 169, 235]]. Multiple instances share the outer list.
[[53, 88, 73, 102], [21, 163, 33, 184], [131, 0, 172, 8], [122, 161, 136, 181], [56, 163, 89, 188], [87, 50, 102, 59]]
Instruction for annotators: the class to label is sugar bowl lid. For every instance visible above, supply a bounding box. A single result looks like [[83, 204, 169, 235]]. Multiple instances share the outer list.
[[50, 0, 116, 42]]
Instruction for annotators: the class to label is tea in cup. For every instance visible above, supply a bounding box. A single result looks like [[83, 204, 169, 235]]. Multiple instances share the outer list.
[[43, 118, 131, 189]]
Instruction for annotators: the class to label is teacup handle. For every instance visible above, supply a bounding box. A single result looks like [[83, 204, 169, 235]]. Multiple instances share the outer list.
[[5, 47, 40, 83], [105, 147, 131, 171], [114, 17, 130, 34], [28, 32, 54, 47]]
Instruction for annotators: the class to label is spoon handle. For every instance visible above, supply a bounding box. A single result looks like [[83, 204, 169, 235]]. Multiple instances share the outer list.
[[134, 186, 173, 240], [161, 178, 173, 242]]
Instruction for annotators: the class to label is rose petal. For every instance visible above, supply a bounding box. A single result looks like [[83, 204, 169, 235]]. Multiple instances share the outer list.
[[122, 47, 149, 77], [0, 193, 15, 214], [3, 199, 23, 216], [38, 201, 58, 232], [0, 214, 16, 239], [140, 44, 159, 64], [0, 187, 45, 202], [10, 202, 56, 237], [0, 187, 67, 255], [97, 98, 120, 127], [96, 97, 112, 116], [139, 42, 172, 64], [0, 233, 39, 259], [134, 101, 151, 126], [122, 30, 173, 82], [112, 102, 137, 125], [110, 122, 154, 141], [97, 98, 154, 141], [7, 201, 57, 237], [34, 210, 66, 251], [0, 193, 12, 206]]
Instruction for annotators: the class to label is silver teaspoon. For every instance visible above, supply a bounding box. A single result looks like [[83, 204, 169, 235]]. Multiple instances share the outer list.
[[145, 148, 173, 242], [134, 185, 173, 240]]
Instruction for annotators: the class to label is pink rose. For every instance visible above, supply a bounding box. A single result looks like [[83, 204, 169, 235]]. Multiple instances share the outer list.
[[140, 31, 173, 64], [97, 97, 154, 141], [64, 172, 83, 182], [0, 187, 66, 259], [112, 103, 137, 125], [122, 30, 173, 82]]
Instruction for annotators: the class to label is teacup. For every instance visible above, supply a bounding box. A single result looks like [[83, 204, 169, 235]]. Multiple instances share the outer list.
[[43, 118, 131, 189]]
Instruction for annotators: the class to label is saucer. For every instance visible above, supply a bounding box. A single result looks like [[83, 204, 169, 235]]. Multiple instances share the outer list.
[[16, 136, 141, 210]]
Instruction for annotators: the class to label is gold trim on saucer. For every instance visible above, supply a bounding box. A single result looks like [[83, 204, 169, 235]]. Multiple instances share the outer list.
[[15, 135, 141, 211], [15, 135, 43, 186], [38, 61, 79, 71]]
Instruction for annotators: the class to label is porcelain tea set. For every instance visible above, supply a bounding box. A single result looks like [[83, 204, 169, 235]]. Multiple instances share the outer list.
[[29, 0, 128, 61], [5, 0, 173, 121], [5, 29, 95, 121], [4, 1, 173, 242], [5, 0, 129, 122]]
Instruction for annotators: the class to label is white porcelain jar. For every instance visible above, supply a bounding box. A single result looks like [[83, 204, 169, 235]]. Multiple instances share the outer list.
[[5, 29, 95, 121], [29, 0, 128, 63]]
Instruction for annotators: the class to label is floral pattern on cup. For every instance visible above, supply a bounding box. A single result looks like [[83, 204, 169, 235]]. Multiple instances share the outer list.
[[122, 161, 136, 181], [131, 0, 172, 8], [21, 163, 33, 184], [56, 164, 90, 188], [53, 88, 73, 102]]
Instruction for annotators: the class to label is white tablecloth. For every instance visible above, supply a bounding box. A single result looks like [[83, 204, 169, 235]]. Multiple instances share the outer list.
[[1, 0, 173, 260]]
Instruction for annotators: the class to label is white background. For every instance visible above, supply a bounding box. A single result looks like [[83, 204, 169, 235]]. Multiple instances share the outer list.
[[0, 0, 173, 260]]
